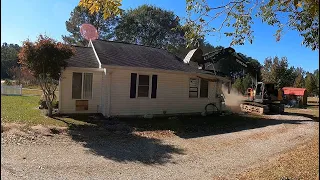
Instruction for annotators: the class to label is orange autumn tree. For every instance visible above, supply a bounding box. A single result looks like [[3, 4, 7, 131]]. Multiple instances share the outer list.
[[18, 35, 74, 117]]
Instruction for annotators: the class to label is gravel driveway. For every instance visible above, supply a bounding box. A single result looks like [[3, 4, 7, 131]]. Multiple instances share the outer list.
[[1, 114, 318, 180]]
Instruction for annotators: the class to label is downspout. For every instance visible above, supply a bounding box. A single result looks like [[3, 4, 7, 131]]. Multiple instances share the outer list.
[[58, 76, 62, 114], [100, 68, 106, 116], [107, 71, 112, 117]]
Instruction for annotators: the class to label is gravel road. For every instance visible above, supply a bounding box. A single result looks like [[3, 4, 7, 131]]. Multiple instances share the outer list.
[[1, 114, 318, 180]]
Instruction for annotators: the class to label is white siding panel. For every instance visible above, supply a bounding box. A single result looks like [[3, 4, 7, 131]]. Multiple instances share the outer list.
[[59, 68, 103, 114], [109, 69, 221, 116]]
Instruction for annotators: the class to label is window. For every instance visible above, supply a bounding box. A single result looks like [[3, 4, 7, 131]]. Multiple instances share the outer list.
[[200, 79, 209, 98], [83, 73, 93, 99], [72, 72, 93, 99], [138, 75, 150, 97], [189, 78, 209, 98], [72, 73, 82, 99], [189, 78, 199, 98], [130, 73, 157, 98]]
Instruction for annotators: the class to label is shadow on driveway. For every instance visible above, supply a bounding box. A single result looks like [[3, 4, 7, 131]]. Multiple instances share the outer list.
[[53, 114, 184, 165], [53, 111, 314, 164], [118, 113, 314, 139]]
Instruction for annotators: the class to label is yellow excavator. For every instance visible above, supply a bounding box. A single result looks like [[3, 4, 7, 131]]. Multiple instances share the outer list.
[[189, 46, 285, 115], [240, 82, 285, 114]]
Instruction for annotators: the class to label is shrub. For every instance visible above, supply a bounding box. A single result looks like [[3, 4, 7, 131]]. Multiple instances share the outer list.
[[4, 79, 12, 86]]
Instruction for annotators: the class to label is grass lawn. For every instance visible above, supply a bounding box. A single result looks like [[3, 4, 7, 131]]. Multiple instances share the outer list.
[[22, 88, 59, 98], [1, 95, 90, 127]]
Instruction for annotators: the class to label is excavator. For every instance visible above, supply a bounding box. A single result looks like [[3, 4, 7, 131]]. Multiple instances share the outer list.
[[240, 82, 285, 114], [185, 46, 285, 115]]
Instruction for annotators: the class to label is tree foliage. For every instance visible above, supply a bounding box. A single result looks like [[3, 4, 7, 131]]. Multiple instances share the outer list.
[[79, 0, 319, 50], [8, 66, 36, 86], [79, 0, 123, 19], [18, 35, 74, 116], [184, 0, 319, 49], [305, 72, 317, 96], [242, 73, 253, 93], [1, 43, 20, 79], [114, 5, 185, 49], [63, 5, 118, 46], [261, 56, 296, 88], [293, 67, 305, 88], [232, 77, 244, 94]]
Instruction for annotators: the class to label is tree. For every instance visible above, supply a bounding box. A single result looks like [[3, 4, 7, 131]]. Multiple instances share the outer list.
[[293, 67, 305, 88], [18, 35, 74, 117], [78, 0, 319, 50], [232, 77, 244, 94], [1, 43, 20, 79], [305, 72, 317, 96], [9, 66, 36, 86], [63, 6, 118, 46], [313, 69, 319, 95], [261, 56, 296, 88], [242, 73, 252, 93], [114, 5, 185, 49]]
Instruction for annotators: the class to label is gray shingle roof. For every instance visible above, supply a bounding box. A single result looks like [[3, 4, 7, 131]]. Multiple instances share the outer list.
[[66, 46, 99, 68], [91, 40, 214, 75]]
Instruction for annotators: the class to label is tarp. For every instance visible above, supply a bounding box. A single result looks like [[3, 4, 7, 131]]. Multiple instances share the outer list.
[[282, 87, 306, 96]]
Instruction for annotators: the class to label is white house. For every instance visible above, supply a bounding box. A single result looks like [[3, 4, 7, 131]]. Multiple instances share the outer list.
[[58, 40, 230, 117]]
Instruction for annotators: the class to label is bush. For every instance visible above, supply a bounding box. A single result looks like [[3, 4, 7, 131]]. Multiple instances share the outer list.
[[4, 79, 12, 86], [38, 99, 58, 109]]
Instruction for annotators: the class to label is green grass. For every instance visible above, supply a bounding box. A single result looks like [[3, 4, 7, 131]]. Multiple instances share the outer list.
[[22, 87, 59, 98], [1, 95, 90, 127]]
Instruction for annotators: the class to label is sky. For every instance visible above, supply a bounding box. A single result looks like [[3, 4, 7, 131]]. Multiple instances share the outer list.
[[1, 0, 319, 72]]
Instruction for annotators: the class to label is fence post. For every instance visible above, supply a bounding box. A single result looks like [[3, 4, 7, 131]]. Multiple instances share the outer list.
[[20, 84, 22, 95]]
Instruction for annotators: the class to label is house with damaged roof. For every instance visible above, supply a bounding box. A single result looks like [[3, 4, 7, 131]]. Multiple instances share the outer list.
[[58, 40, 231, 117]]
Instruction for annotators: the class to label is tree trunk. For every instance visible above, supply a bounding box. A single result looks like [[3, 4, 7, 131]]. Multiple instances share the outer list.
[[47, 102, 53, 117]]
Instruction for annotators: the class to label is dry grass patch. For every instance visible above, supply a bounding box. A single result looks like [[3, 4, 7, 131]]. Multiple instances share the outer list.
[[238, 133, 319, 180]]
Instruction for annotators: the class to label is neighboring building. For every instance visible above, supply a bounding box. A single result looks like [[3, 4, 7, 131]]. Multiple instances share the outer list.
[[59, 40, 230, 117], [282, 87, 308, 107]]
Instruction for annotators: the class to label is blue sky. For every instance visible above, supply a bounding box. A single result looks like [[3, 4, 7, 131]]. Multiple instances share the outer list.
[[1, 0, 318, 72]]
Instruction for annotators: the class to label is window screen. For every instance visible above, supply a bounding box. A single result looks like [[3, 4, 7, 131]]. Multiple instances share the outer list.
[[83, 73, 93, 99], [72, 72, 82, 99], [200, 79, 209, 98], [189, 78, 199, 98], [138, 75, 149, 97]]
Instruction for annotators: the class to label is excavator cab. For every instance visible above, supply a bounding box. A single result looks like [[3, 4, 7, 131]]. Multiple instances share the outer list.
[[253, 82, 279, 103]]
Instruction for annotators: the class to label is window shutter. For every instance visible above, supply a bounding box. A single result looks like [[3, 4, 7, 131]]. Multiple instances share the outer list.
[[130, 73, 137, 98], [151, 75, 158, 98]]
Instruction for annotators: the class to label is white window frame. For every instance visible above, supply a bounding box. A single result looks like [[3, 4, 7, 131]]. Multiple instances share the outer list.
[[136, 74, 152, 98], [189, 77, 209, 98], [72, 72, 93, 100]]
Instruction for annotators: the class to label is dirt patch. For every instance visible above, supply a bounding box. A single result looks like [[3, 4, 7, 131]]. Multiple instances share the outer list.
[[1, 123, 27, 133], [133, 130, 175, 139]]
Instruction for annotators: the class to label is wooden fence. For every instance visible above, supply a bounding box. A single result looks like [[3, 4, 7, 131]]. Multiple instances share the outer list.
[[307, 97, 319, 105], [1, 84, 22, 96]]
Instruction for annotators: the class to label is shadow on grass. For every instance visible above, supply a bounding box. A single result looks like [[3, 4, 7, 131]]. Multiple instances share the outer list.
[[53, 114, 184, 165], [117, 113, 314, 139]]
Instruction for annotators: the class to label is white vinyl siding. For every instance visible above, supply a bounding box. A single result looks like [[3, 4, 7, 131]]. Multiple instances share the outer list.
[[60, 69, 102, 114], [60, 67, 223, 116], [108, 69, 220, 116]]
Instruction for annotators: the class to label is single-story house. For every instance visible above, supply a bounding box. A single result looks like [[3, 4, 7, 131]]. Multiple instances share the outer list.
[[58, 40, 230, 117]]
